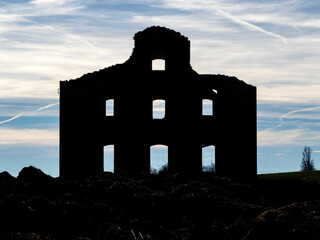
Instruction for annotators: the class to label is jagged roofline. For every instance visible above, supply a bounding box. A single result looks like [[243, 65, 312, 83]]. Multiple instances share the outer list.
[[62, 26, 253, 89], [134, 26, 189, 42], [62, 26, 191, 83]]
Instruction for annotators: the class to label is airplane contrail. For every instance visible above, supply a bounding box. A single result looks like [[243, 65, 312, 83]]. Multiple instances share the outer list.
[[211, 6, 288, 45], [279, 106, 320, 126], [0, 102, 58, 125], [35, 103, 58, 111], [0, 114, 23, 125], [162, 1, 288, 44]]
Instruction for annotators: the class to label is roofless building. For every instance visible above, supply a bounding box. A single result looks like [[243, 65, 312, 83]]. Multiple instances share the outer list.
[[60, 26, 257, 182]]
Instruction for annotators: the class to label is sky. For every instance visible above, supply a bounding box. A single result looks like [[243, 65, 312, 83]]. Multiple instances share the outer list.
[[1, 0, 320, 176]]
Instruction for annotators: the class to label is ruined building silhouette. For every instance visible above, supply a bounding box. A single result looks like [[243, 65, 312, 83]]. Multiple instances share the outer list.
[[60, 26, 257, 182]]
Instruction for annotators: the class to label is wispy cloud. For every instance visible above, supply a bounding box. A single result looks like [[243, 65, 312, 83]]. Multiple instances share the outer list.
[[0, 128, 58, 146], [29, 0, 85, 15], [258, 84, 320, 103], [0, 1, 134, 99], [1, 0, 320, 103], [30, 0, 77, 5], [258, 128, 320, 147], [258, 129, 301, 146]]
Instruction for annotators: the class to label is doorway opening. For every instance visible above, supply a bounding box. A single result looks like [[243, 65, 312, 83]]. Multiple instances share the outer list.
[[104, 145, 114, 172], [202, 145, 215, 173], [150, 144, 168, 173]]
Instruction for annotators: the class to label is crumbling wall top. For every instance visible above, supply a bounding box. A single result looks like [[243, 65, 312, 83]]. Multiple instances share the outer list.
[[130, 26, 191, 70], [134, 26, 189, 42]]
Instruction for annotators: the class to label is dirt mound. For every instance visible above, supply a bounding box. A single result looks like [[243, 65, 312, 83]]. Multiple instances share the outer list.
[[0, 166, 319, 240]]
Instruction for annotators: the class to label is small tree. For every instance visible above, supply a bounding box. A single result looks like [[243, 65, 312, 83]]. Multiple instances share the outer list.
[[202, 163, 216, 174], [158, 163, 168, 174], [301, 146, 315, 171], [150, 163, 168, 175]]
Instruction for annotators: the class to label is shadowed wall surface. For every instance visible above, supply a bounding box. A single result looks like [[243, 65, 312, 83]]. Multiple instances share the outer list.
[[60, 26, 257, 182]]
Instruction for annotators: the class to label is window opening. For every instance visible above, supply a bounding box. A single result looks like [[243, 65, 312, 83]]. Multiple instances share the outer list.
[[202, 145, 215, 173], [202, 99, 213, 116], [104, 145, 114, 172], [153, 99, 165, 119], [152, 59, 165, 70], [150, 145, 168, 174], [106, 99, 114, 116]]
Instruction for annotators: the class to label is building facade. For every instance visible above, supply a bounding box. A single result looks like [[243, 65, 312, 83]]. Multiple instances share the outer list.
[[60, 26, 257, 181]]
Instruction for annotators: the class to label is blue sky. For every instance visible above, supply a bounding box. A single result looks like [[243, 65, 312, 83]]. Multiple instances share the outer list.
[[1, 0, 320, 176]]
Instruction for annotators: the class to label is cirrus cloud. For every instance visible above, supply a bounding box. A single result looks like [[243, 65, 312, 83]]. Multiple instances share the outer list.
[[0, 127, 58, 146]]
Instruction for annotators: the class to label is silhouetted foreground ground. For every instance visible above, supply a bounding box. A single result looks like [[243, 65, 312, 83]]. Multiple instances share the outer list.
[[1, 166, 320, 240]]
